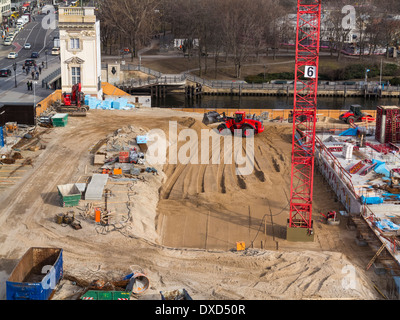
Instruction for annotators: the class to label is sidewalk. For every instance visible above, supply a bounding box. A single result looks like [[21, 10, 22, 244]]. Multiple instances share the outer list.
[[0, 57, 60, 104]]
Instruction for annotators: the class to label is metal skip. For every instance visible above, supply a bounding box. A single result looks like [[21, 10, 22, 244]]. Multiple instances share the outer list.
[[125, 272, 150, 294]]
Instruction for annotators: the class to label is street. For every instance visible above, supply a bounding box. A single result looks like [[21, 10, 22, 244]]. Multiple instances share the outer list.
[[0, 12, 60, 102], [0, 15, 59, 90]]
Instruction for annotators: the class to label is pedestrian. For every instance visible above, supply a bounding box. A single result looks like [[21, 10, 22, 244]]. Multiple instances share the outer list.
[[31, 71, 34, 79], [41, 61, 44, 68], [22, 65, 25, 72], [27, 81, 30, 91], [38, 66, 41, 74], [36, 71, 39, 80]]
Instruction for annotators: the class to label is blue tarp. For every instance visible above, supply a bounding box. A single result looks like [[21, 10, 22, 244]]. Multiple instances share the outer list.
[[375, 219, 400, 231], [360, 195, 383, 204], [372, 159, 390, 178], [394, 277, 400, 294], [339, 128, 358, 136], [84, 96, 135, 110], [382, 193, 400, 201], [136, 135, 147, 144]]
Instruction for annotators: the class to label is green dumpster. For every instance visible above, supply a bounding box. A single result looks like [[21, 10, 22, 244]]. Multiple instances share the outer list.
[[51, 113, 68, 127], [81, 290, 130, 300], [57, 184, 81, 207]]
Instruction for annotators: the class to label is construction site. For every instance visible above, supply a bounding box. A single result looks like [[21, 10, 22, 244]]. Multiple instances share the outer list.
[[2, 0, 400, 303], [0, 104, 398, 301]]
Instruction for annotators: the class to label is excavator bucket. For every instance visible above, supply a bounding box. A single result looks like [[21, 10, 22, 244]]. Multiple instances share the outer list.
[[202, 111, 223, 125]]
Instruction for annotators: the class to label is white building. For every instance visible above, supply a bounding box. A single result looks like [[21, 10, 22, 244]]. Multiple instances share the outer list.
[[58, 7, 102, 99], [0, 0, 12, 22], [279, 10, 363, 45], [0, 0, 11, 13]]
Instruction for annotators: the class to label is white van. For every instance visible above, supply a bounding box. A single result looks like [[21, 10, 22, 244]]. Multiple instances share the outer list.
[[4, 37, 12, 46], [51, 47, 60, 55]]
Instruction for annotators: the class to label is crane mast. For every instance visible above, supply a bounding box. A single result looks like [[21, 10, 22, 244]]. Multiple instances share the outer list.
[[287, 0, 321, 241]]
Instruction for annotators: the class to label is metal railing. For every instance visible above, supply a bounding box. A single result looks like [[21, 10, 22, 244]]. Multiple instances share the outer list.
[[42, 67, 61, 88], [116, 64, 400, 92]]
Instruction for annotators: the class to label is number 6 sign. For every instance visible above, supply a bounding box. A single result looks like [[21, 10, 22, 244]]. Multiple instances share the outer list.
[[305, 66, 317, 79]]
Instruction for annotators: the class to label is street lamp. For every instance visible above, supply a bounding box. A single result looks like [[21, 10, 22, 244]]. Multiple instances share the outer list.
[[12, 62, 17, 87], [33, 81, 37, 108], [264, 65, 266, 81], [365, 68, 370, 89]]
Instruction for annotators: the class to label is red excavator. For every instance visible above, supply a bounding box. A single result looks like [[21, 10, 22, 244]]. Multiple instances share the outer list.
[[202, 110, 264, 137], [54, 83, 89, 116], [339, 105, 375, 125]]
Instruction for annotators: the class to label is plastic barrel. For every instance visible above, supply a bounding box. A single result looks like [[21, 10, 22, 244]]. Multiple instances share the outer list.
[[127, 272, 149, 294]]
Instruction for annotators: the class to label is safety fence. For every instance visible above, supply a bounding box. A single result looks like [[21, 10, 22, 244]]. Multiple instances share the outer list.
[[169, 108, 377, 120], [36, 90, 62, 117]]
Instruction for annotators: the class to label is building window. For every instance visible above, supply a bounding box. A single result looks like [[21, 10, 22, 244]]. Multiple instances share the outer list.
[[71, 67, 81, 84], [70, 38, 80, 49]]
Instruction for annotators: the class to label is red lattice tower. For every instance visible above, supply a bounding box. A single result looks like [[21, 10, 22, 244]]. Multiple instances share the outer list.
[[288, 0, 321, 236]]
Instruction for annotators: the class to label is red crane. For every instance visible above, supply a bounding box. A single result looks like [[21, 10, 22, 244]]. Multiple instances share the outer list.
[[287, 0, 322, 241]]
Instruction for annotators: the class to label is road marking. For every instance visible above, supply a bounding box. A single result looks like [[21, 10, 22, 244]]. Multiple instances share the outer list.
[[23, 22, 40, 47]]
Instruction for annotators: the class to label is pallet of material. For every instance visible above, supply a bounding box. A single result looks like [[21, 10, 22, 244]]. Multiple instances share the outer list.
[[93, 154, 106, 165], [84, 174, 109, 200]]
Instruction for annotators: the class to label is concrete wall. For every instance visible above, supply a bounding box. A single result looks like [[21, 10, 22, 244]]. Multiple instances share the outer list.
[[315, 147, 362, 214], [105, 95, 151, 108]]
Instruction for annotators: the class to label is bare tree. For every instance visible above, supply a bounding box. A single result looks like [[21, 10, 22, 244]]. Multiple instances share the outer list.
[[99, 0, 161, 60], [219, 0, 266, 78]]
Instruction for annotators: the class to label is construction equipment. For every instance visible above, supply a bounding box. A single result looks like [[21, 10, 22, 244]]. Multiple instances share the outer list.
[[55, 211, 82, 230], [202, 110, 264, 137], [339, 105, 375, 125], [320, 211, 340, 225], [4, 122, 18, 135], [54, 83, 89, 116], [287, 0, 322, 242]]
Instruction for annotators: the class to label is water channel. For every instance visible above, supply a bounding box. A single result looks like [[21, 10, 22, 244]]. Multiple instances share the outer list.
[[152, 94, 400, 111]]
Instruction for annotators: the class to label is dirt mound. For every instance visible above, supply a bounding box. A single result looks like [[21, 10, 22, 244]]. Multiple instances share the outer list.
[[158, 120, 294, 250]]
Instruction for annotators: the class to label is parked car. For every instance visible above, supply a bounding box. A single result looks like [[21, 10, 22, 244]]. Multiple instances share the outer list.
[[7, 52, 18, 59], [4, 37, 12, 46], [31, 52, 39, 58], [24, 59, 36, 67], [24, 43, 31, 49], [51, 47, 60, 55], [0, 69, 12, 77]]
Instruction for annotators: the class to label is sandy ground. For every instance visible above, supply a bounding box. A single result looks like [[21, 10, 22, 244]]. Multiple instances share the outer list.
[[0, 107, 386, 300]]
